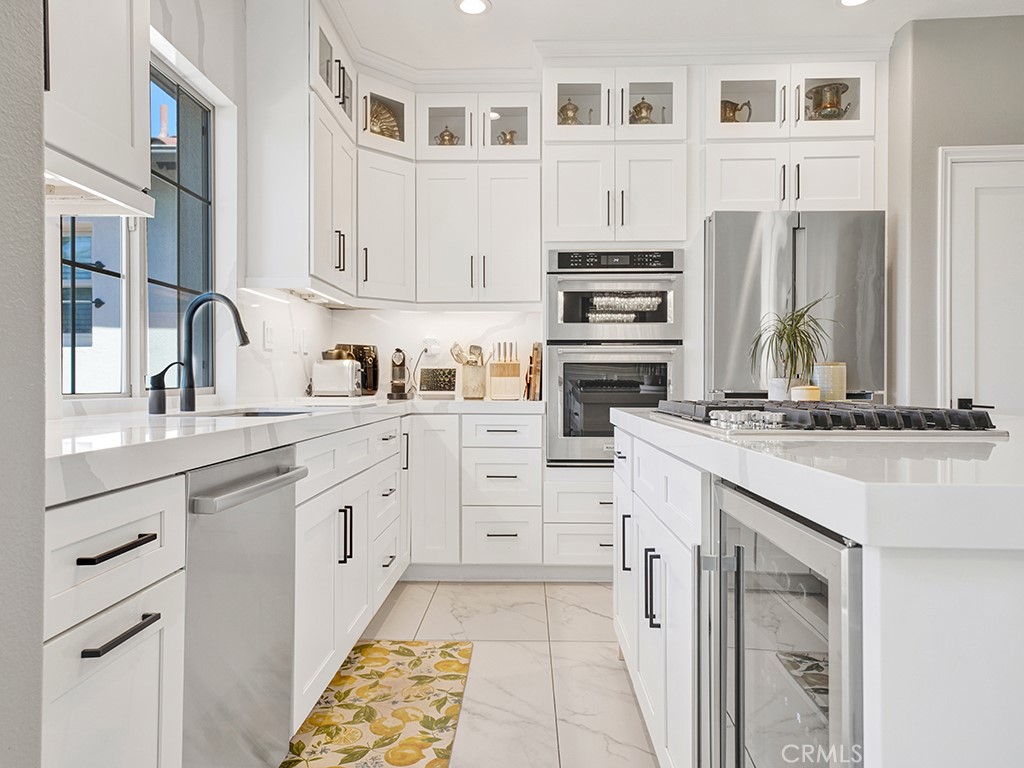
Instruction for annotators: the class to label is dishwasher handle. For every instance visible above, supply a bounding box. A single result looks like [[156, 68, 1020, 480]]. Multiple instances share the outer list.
[[191, 465, 309, 515]]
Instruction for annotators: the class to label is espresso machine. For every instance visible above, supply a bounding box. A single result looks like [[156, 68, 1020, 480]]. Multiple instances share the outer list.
[[387, 348, 412, 401]]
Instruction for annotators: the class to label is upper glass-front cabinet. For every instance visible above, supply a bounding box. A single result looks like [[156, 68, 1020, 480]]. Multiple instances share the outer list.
[[478, 92, 541, 161], [707, 62, 875, 140], [416, 92, 541, 161], [309, 1, 355, 139], [358, 73, 416, 160], [417, 93, 476, 161], [543, 67, 687, 142]]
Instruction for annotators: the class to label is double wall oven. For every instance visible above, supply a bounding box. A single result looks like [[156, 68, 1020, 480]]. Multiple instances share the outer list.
[[546, 249, 683, 464]]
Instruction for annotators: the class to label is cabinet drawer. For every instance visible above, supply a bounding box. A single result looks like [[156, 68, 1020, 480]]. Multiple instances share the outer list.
[[543, 481, 614, 523], [613, 429, 633, 487], [44, 476, 186, 640], [42, 571, 185, 768], [462, 447, 542, 506], [543, 523, 615, 566], [370, 518, 402, 611], [368, 455, 401, 541], [295, 418, 401, 503], [462, 415, 542, 448], [462, 507, 542, 564]]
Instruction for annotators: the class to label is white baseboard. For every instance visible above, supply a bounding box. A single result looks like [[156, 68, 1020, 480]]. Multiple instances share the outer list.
[[403, 563, 612, 582]]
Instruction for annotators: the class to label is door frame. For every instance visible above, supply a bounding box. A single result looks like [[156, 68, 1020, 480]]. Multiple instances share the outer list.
[[937, 145, 1024, 407]]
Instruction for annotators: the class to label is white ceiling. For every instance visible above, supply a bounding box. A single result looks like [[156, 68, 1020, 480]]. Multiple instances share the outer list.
[[335, 0, 1024, 74]]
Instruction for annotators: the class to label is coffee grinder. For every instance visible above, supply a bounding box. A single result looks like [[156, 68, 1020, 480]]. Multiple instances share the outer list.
[[387, 348, 412, 400]]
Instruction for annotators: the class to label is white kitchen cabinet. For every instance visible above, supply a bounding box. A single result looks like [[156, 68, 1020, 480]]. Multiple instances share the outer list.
[[417, 93, 479, 161], [544, 144, 686, 242], [612, 472, 638, 670], [311, 96, 358, 294], [335, 468, 373, 656], [398, 417, 412, 576], [358, 151, 416, 301], [543, 523, 615, 565], [371, 518, 402, 611], [633, 497, 666, 749], [462, 507, 543, 564], [45, 0, 150, 194], [463, 414, 543, 448], [478, 92, 541, 161], [42, 572, 185, 768], [417, 164, 541, 303], [409, 415, 461, 564], [368, 455, 402, 541], [659, 515, 695, 768], [706, 141, 874, 213], [358, 73, 416, 159], [462, 447, 543, 507], [707, 62, 876, 140], [309, 0, 356, 139], [544, 66, 687, 142]]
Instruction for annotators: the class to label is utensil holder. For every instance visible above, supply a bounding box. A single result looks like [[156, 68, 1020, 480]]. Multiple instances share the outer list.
[[462, 364, 486, 400], [489, 362, 521, 401]]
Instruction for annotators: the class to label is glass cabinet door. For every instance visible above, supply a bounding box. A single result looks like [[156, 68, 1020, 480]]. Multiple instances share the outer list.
[[706, 64, 791, 140], [416, 93, 477, 160], [790, 62, 876, 139], [614, 67, 687, 141], [309, 1, 355, 138], [478, 92, 541, 161], [543, 68, 616, 141], [358, 74, 416, 160]]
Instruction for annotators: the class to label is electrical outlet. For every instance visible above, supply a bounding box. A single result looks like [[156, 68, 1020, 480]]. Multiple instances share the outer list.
[[423, 337, 441, 356], [262, 321, 274, 352]]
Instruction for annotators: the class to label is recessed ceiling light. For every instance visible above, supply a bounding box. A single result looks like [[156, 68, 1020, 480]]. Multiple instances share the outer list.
[[839, 0, 871, 6], [456, 0, 491, 15]]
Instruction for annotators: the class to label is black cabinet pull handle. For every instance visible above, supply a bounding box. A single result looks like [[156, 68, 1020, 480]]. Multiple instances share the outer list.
[[485, 428, 519, 433], [598, 543, 613, 548], [43, 0, 51, 91], [621, 514, 632, 572], [599, 500, 613, 506], [338, 506, 352, 563], [363, 95, 369, 131], [486, 532, 519, 538], [381, 488, 397, 498], [77, 533, 157, 566], [614, 451, 627, 461], [606, 88, 611, 126], [470, 254, 474, 288], [485, 474, 518, 479], [643, 547, 654, 619], [81, 613, 161, 658], [795, 163, 801, 201], [620, 87, 625, 125], [363, 248, 368, 282], [621, 189, 625, 227], [379, 433, 397, 441], [649, 552, 662, 629], [781, 163, 786, 201], [382, 554, 397, 568], [334, 59, 343, 100], [335, 230, 344, 270], [482, 255, 487, 288], [402, 432, 410, 470]]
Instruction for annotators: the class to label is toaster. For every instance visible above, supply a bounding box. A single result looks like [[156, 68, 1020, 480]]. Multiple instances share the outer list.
[[311, 359, 363, 396]]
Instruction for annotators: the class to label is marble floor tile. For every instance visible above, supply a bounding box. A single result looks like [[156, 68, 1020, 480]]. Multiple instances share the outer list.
[[450, 641, 559, 768], [546, 582, 616, 642], [550, 641, 658, 768], [416, 582, 549, 641], [360, 581, 437, 641]]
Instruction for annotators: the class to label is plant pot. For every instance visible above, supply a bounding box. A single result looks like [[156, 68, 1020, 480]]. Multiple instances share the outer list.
[[767, 378, 790, 401], [791, 385, 821, 402]]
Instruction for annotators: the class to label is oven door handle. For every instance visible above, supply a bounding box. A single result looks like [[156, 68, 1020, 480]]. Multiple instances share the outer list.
[[552, 346, 680, 355], [554, 275, 679, 283]]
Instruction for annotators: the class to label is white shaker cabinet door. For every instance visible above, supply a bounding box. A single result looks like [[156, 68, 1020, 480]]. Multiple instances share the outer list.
[[479, 163, 542, 302], [409, 415, 462, 564], [45, 0, 150, 192], [358, 151, 416, 301], [336, 471, 372, 657], [615, 144, 687, 241], [543, 144, 616, 241], [612, 472, 638, 670], [705, 142, 790, 213], [416, 164, 479, 302], [311, 97, 357, 294], [790, 140, 875, 211]]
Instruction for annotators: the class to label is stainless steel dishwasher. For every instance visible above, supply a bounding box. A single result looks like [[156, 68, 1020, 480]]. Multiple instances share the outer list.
[[183, 446, 308, 768]]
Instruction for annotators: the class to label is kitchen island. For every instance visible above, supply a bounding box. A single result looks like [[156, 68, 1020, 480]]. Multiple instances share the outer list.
[[611, 406, 1024, 768]]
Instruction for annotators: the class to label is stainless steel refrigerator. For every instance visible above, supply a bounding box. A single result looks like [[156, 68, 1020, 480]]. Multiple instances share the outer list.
[[704, 210, 885, 399]]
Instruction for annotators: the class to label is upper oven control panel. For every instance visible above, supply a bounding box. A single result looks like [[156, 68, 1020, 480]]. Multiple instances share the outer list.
[[549, 250, 681, 272]]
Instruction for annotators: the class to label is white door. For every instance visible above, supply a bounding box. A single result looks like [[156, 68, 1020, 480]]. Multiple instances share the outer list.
[[409, 415, 461, 564], [478, 92, 541, 161], [479, 164, 542, 302], [616, 144, 687, 241], [790, 61, 876, 139], [293, 485, 342, 726], [661, 522, 695, 768], [543, 144, 615, 241], [614, 66, 688, 142], [705, 142, 789, 213], [416, 93, 478, 161], [543, 67, 617, 142], [45, 0, 150, 191], [336, 472, 372, 655], [397, 417, 412, 574], [310, 98, 356, 293], [634, 497, 666, 748], [706, 64, 792, 141], [358, 151, 416, 301], [416, 164, 479, 302], [358, 74, 416, 160], [309, 0, 356, 139], [333, 128, 357, 294], [612, 473, 638, 670], [790, 140, 875, 211], [947, 152, 1024, 410]]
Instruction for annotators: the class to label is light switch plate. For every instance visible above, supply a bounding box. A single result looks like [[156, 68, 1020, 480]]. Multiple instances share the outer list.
[[262, 321, 274, 352]]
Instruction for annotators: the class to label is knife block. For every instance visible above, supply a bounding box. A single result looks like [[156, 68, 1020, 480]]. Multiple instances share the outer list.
[[489, 362, 521, 401]]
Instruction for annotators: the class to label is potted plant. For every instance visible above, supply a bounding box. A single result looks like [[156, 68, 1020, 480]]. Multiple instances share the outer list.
[[749, 296, 833, 401]]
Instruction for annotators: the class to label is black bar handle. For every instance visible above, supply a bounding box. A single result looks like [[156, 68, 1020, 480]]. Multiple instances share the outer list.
[[643, 547, 655, 619], [485, 429, 519, 433], [402, 432, 410, 470], [735, 544, 745, 765], [796, 163, 801, 200], [81, 613, 161, 658], [781, 163, 787, 201], [599, 500, 614, 506], [334, 60, 343, 101], [621, 514, 632, 572], [338, 506, 351, 563], [599, 542, 613, 548], [382, 554, 397, 568], [363, 248, 369, 282], [614, 451, 627, 461], [335, 230, 343, 270], [483, 255, 487, 288], [363, 95, 368, 131], [486, 533, 519, 538], [347, 505, 354, 560], [649, 552, 662, 629], [381, 488, 397, 498], [379, 433, 397, 441], [43, 0, 51, 91], [485, 474, 518, 479], [77, 533, 158, 566]]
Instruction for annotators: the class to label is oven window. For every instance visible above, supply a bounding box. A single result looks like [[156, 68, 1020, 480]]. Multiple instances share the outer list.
[[560, 289, 670, 325], [562, 362, 668, 437]]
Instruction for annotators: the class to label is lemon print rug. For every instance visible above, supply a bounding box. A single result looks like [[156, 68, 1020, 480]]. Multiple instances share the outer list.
[[281, 640, 473, 768]]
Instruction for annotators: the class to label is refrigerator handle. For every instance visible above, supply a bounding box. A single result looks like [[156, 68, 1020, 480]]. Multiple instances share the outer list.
[[734, 544, 745, 768]]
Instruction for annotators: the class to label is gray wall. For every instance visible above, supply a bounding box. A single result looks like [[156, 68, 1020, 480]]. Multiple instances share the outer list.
[[888, 15, 1024, 405], [0, 0, 45, 763]]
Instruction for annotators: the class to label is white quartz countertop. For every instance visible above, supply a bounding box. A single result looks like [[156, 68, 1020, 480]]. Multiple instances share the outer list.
[[611, 407, 1024, 550], [47, 398, 544, 507]]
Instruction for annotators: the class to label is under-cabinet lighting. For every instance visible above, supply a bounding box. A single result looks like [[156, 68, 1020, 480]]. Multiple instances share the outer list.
[[839, 0, 871, 6], [307, 288, 344, 305], [240, 287, 290, 305], [456, 0, 491, 15]]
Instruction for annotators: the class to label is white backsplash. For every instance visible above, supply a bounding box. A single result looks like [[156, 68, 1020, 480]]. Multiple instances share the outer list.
[[331, 309, 543, 396]]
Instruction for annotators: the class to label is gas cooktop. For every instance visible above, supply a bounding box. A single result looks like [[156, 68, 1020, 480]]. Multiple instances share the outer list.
[[655, 399, 1004, 434]]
